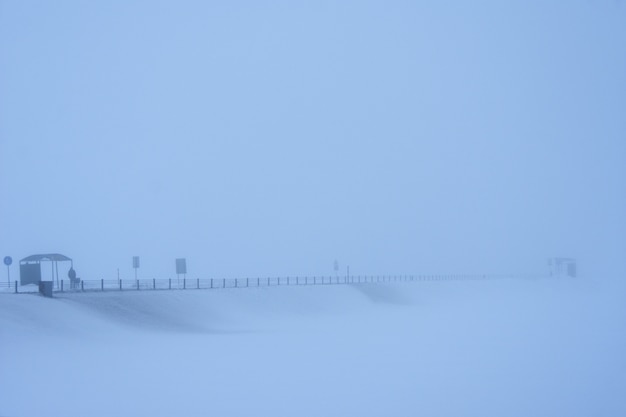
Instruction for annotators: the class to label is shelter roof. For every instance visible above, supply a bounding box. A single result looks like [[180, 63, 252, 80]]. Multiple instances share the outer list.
[[20, 254, 73, 263]]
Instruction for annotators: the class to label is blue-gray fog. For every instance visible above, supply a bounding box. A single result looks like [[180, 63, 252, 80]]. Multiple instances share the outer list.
[[1, 1, 624, 280]]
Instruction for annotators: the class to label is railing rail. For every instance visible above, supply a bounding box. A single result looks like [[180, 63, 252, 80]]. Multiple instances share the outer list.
[[0, 273, 550, 294]]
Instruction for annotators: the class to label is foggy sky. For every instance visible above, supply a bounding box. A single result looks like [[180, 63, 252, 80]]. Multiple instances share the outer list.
[[1, 0, 625, 280]]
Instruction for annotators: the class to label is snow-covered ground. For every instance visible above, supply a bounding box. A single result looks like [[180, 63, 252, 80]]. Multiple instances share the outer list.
[[1, 277, 624, 417]]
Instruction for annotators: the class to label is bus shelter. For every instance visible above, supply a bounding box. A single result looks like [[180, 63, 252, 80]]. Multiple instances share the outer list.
[[19, 254, 74, 291]]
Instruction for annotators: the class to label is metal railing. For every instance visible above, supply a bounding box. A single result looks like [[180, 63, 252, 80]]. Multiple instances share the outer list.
[[0, 273, 547, 294]]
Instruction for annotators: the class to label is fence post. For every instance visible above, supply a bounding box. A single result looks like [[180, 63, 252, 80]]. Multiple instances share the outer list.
[[257, 277, 260, 287], [81, 280, 84, 291], [61, 280, 64, 292], [197, 278, 200, 289], [101, 278, 104, 291], [169, 278, 171, 290], [235, 279, 238, 288], [14, 280, 17, 294], [153, 278, 156, 289], [184, 278, 186, 289], [120, 279, 122, 291], [223, 278, 226, 288], [136, 279, 139, 290], [211, 279, 213, 289]]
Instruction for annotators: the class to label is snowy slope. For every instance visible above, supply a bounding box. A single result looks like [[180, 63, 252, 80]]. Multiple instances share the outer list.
[[1, 278, 624, 417]]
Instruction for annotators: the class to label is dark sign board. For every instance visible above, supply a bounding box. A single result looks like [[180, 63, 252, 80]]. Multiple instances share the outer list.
[[3, 256, 12, 266], [20, 263, 41, 285], [176, 258, 187, 275]]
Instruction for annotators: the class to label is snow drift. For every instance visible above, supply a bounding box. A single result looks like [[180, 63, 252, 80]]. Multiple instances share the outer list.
[[1, 278, 624, 417]]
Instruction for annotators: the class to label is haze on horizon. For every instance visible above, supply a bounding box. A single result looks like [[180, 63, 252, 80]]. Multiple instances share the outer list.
[[1, 0, 624, 280]]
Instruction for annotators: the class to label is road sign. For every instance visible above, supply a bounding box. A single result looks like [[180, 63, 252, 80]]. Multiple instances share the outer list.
[[4, 256, 11, 285], [132, 256, 140, 280], [175, 258, 187, 275]]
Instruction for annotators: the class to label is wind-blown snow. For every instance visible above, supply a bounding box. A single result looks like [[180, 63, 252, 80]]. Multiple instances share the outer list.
[[1, 278, 624, 417]]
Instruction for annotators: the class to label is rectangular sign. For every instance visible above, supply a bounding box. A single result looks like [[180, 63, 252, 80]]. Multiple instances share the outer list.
[[132, 256, 140, 269], [176, 258, 187, 275], [20, 263, 41, 286]]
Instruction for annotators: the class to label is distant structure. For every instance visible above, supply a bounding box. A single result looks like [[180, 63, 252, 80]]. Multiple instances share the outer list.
[[548, 257, 576, 277], [19, 254, 75, 297]]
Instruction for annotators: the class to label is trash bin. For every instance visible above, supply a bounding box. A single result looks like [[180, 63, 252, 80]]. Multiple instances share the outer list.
[[39, 281, 53, 297]]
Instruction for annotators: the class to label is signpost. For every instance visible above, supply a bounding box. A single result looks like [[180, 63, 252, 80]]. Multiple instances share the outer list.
[[132, 256, 140, 280], [3, 256, 12, 286], [176, 258, 186, 286]]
